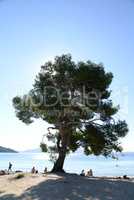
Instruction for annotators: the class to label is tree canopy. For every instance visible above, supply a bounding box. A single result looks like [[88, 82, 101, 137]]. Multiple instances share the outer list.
[[13, 54, 128, 172]]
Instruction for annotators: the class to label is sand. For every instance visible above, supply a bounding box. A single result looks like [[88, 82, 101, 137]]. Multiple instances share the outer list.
[[0, 173, 134, 200]]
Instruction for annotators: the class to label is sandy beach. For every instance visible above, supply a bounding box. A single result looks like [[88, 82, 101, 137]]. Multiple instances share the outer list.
[[0, 173, 134, 200]]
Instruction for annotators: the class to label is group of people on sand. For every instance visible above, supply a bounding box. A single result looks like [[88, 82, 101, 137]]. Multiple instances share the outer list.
[[80, 169, 93, 177], [0, 162, 48, 176], [7, 162, 48, 175], [31, 166, 48, 174], [0, 162, 131, 180], [31, 166, 38, 174], [0, 162, 13, 175]]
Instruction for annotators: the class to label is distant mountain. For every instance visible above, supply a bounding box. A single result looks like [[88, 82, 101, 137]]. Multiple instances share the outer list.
[[22, 148, 41, 153], [0, 146, 18, 153]]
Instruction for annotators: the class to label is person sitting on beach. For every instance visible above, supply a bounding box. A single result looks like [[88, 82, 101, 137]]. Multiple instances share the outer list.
[[0, 170, 6, 176], [44, 167, 47, 174], [8, 162, 12, 172], [123, 175, 130, 180], [31, 166, 36, 174], [86, 169, 93, 177], [80, 169, 85, 176]]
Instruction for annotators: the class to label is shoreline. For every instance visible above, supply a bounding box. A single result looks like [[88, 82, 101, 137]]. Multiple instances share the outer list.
[[1, 170, 134, 179]]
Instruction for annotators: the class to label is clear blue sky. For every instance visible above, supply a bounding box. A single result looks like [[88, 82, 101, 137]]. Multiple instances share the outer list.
[[0, 0, 133, 151]]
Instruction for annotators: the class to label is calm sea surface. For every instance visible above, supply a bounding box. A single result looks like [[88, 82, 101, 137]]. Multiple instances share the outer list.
[[0, 153, 134, 177]]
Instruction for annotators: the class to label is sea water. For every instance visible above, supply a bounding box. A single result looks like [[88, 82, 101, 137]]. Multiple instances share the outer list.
[[0, 153, 134, 177]]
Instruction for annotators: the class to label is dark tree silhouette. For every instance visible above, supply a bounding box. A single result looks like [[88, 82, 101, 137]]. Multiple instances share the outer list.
[[13, 54, 128, 172]]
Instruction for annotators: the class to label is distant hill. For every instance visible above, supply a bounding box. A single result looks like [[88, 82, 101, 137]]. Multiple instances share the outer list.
[[0, 146, 18, 153], [22, 148, 41, 153]]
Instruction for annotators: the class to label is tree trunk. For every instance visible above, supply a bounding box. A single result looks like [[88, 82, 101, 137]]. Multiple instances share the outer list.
[[51, 126, 70, 173], [51, 148, 66, 172]]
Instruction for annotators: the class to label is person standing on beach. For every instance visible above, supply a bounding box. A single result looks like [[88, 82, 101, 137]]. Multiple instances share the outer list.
[[8, 162, 12, 172], [44, 167, 47, 174], [80, 169, 85, 176], [31, 166, 36, 174]]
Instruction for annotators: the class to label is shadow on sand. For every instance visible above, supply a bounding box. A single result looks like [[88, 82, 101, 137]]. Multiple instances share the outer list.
[[0, 174, 134, 200]]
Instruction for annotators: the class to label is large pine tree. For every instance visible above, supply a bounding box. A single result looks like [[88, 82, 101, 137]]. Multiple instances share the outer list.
[[13, 54, 128, 172]]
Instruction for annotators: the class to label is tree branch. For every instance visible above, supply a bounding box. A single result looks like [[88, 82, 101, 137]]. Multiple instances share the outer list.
[[47, 127, 57, 131]]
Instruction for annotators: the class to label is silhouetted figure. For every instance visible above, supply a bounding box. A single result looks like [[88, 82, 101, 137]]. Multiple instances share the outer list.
[[86, 169, 93, 177], [80, 169, 85, 176], [0, 170, 6, 175], [123, 175, 130, 179], [31, 166, 36, 174], [44, 167, 47, 174], [8, 162, 12, 172], [90, 169, 93, 176]]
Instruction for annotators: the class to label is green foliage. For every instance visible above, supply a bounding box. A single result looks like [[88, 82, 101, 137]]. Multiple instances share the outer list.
[[13, 54, 128, 163], [40, 143, 48, 152]]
